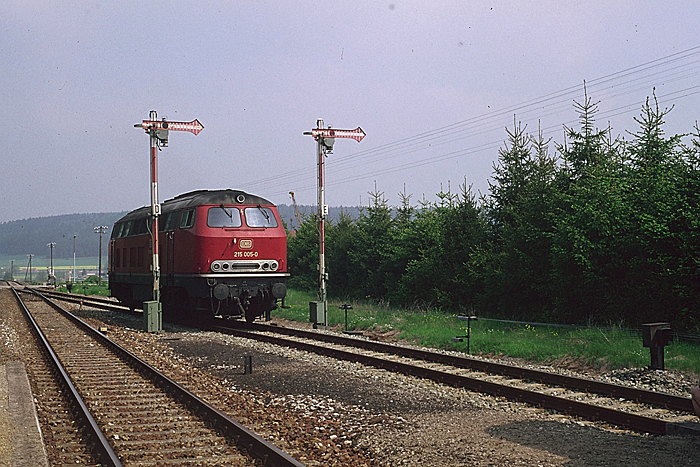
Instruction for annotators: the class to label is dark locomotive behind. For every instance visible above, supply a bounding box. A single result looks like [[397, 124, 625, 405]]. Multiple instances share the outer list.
[[108, 189, 288, 322]]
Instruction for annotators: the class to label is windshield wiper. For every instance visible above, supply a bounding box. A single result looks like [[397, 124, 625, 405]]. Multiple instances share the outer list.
[[220, 204, 233, 220], [257, 205, 270, 223]]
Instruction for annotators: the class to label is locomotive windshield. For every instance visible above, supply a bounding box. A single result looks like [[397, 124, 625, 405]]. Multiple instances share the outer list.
[[207, 206, 242, 227], [244, 207, 278, 228]]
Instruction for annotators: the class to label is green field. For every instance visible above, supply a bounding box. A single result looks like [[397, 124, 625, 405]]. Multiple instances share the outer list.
[[274, 289, 700, 374], [1, 255, 102, 281], [1, 255, 101, 268]]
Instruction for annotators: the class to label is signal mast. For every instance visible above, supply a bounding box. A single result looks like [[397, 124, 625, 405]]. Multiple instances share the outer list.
[[134, 111, 203, 331], [304, 120, 365, 325]]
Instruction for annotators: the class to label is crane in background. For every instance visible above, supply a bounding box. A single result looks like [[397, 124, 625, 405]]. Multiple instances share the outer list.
[[289, 191, 302, 231]]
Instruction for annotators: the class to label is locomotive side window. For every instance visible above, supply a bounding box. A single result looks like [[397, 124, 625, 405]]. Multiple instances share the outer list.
[[117, 221, 130, 237], [244, 207, 278, 228], [129, 218, 148, 236], [164, 211, 180, 231], [180, 209, 196, 229], [207, 206, 242, 228]]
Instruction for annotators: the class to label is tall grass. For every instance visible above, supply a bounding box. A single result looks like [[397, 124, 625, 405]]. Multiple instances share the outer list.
[[56, 282, 110, 297], [274, 289, 700, 374]]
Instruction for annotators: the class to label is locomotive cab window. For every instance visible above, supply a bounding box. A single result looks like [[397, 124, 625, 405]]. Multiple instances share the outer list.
[[207, 206, 242, 228], [180, 209, 196, 229], [158, 213, 169, 232], [119, 221, 132, 238], [244, 206, 278, 228], [129, 218, 148, 236], [161, 212, 180, 231]]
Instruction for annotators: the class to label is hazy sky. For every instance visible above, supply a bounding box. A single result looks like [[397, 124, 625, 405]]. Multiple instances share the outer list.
[[2, 1, 700, 223]]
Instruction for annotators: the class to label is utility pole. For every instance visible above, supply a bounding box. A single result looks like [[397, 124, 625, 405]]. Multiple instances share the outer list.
[[73, 234, 77, 283], [303, 121, 365, 326], [47, 242, 56, 286], [10, 260, 13, 280], [94, 226, 108, 285], [25, 254, 33, 282]]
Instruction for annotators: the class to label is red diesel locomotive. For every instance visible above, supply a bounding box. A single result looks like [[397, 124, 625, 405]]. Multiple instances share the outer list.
[[108, 189, 288, 322]]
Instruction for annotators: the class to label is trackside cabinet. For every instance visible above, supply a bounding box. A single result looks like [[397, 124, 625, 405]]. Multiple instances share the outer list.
[[143, 300, 162, 333], [309, 301, 326, 327]]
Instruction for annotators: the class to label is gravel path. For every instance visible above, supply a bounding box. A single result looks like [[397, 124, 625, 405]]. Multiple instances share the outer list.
[[2, 291, 699, 466]]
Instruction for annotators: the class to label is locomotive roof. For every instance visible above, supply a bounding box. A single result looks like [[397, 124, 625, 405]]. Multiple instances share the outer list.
[[116, 190, 274, 222]]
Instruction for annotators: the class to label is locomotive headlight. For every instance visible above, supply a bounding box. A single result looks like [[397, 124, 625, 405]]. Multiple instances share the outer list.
[[211, 259, 280, 273]]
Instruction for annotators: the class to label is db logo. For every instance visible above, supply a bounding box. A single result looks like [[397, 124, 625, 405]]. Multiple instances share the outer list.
[[239, 239, 253, 249]]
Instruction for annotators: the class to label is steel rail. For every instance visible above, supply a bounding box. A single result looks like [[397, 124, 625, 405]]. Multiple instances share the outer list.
[[31, 288, 133, 312], [23, 288, 306, 467], [212, 323, 687, 435], [248, 322, 693, 413], [11, 287, 124, 466]]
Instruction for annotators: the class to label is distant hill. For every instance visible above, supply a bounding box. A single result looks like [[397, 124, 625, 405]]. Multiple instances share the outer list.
[[0, 205, 360, 260], [0, 212, 127, 260]]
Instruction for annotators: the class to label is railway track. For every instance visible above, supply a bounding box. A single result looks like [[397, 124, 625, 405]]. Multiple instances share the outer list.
[[29, 285, 700, 435], [209, 320, 700, 436], [2, 283, 102, 464], [9, 285, 305, 466]]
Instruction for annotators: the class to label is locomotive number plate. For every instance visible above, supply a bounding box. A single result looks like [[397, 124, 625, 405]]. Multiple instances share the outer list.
[[233, 251, 259, 258]]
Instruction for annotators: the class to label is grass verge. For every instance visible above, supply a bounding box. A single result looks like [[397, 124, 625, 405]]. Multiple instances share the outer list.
[[274, 289, 700, 374], [55, 282, 110, 297]]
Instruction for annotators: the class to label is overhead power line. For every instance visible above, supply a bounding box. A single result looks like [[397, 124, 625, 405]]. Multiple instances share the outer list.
[[246, 45, 700, 202]]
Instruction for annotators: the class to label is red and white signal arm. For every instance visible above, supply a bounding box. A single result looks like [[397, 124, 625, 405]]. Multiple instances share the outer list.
[[137, 119, 204, 135], [311, 127, 365, 142]]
